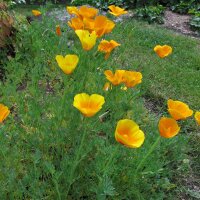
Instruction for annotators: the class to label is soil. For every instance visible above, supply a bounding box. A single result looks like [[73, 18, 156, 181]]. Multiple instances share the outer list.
[[162, 10, 199, 39]]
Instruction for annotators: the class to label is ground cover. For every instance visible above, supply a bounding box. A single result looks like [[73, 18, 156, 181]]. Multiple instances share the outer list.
[[0, 5, 199, 199]]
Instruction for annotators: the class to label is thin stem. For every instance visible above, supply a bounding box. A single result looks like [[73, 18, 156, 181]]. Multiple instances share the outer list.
[[53, 179, 61, 200], [135, 136, 161, 174], [66, 118, 88, 197], [103, 146, 119, 176]]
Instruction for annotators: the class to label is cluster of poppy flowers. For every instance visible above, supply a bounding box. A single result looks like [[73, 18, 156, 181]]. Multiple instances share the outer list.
[[104, 69, 142, 88], [1, 5, 199, 151], [159, 99, 194, 138]]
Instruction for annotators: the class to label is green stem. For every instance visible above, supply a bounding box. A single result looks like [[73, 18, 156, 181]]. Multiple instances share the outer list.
[[103, 146, 119, 176], [135, 136, 161, 174], [66, 118, 88, 197], [53, 179, 61, 200]]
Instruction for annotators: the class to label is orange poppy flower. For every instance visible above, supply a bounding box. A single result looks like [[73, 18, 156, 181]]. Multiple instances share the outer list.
[[55, 54, 79, 75], [108, 5, 128, 17], [73, 93, 105, 117], [194, 111, 200, 125], [104, 70, 125, 86], [67, 6, 98, 19], [159, 117, 180, 138], [98, 40, 120, 59], [32, 10, 41, 17], [78, 5, 98, 19], [56, 25, 61, 36], [0, 104, 10, 123], [68, 17, 84, 31], [154, 45, 172, 58], [115, 119, 145, 148], [83, 17, 95, 32], [122, 71, 142, 88], [75, 30, 97, 51], [167, 99, 193, 120], [93, 16, 115, 38]]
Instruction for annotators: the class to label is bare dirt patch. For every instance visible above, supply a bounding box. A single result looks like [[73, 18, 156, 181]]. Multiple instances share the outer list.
[[163, 10, 199, 38]]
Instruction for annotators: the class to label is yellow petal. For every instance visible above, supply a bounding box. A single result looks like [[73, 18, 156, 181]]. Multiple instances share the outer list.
[[75, 30, 97, 51], [73, 93, 105, 117], [108, 5, 128, 17], [0, 104, 10, 123], [194, 111, 200, 125], [55, 54, 79, 74], [32, 10, 41, 17]]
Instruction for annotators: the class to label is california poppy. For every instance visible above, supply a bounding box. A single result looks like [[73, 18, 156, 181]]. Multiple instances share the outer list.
[[73, 93, 105, 117], [75, 30, 97, 51], [56, 25, 61, 36], [0, 104, 10, 123], [154, 45, 172, 58], [159, 117, 180, 138], [104, 70, 125, 86], [55, 54, 79, 75], [32, 10, 41, 17], [108, 5, 128, 17], [123, 71, 142, 88], [167, 99, 193, 120], [98, 40, 120, 59], [194, 111, 200, 125], [68, 17, 84, 31], [115, 119, 145, 148]]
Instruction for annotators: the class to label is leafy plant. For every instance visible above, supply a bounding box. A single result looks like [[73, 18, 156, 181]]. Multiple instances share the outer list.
[[171, 0, 197, 14], [190, 16, 200, 31], [134, 5, 165, 24]]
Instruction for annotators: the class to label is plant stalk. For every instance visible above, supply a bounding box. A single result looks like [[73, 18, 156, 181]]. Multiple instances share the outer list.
[[135, 136, 161, 174]]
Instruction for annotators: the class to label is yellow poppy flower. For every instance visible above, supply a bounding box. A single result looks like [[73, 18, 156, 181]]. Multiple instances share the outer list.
[[32, 10, 41, 17], [122, 71, 142, 88], [75, 30, 97, 51], [73, 93, 105, 117], [154, 45, 172, 58], [78, 5, 98, 19], [104, 70, 125, 86], [115, 119, 145, 148], [68, 17, 84, 31], [98, 40, 120, 59], [93, 16, 115, 38], [56, 25, 61, 36], [55, 54, 79, 75], [167, 99, 193, 120], [108, 5, 128, 17], [194, 111, 200, 125], [0, 104, 10, 123], [159, 117, 180, 138]]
